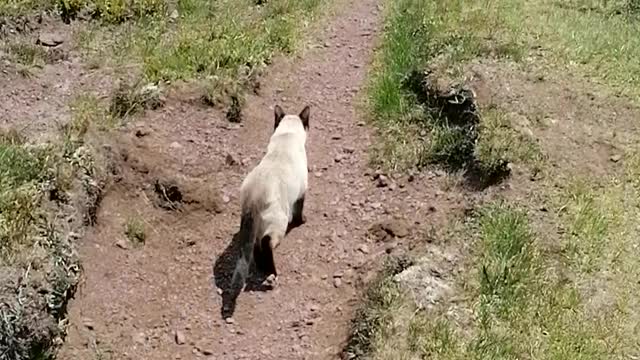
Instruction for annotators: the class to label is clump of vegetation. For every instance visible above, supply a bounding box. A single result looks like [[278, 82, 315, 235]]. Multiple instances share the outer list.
[[124, 216, 146, 246], [76, 0, 322, 112], [0, 94, 108, 359], [0, 131, 83, 360], [5, 41, 47, 67], [368, 0, 534, 180], [343, 256, 413, 359], [109, 80, 164, 119], [57, 0, 166, 23], [349, 200, 640, 359]]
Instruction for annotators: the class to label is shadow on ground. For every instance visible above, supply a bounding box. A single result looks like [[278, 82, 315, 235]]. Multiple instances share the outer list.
[[213, 230, 272, 319]]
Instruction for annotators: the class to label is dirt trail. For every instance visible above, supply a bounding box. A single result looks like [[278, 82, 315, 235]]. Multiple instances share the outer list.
[[57, 1, 466, 359]]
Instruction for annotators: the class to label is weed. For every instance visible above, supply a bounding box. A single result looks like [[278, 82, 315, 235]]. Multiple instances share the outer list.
[[57, 0, 166, 23], [109, 80, 163, 119], [5, 41, 46, 67], [343, 256, 412, 359], [124, 216, 146, 246], [74, 0, 321, 108]]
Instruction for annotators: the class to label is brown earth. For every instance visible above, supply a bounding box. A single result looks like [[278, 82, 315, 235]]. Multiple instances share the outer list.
[[54, 1, 469, 359], [0, 16, 116, 143]]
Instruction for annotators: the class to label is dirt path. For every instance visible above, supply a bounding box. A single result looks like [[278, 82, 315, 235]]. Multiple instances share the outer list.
[[57, 1, 466, 359]]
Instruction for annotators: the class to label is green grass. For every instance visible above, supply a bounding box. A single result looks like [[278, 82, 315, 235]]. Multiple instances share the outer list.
[[0, 103, 106, 359], [0, 0, 56, 16], [368, 0, 640, 171], [78, 0, 322, 86], [124, 216, 146, 246], [351, 200, 638, 359], [367, 0, 534, 172]]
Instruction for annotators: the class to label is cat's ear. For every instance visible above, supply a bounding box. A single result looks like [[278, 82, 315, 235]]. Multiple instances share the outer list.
[[299, 105, 310, 130]]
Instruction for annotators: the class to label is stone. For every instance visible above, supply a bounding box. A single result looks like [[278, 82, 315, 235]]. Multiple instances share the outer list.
[[37, 32, 64, 47], [174, 330, 186, 345]]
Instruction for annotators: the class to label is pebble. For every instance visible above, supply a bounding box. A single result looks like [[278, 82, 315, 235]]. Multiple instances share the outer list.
[[115, 239, 130, 250], [133, 332, 146, 345], [225, 154, 238, 166], [333, 278, 342, 288], [82, 318, 95, 330], [358, 244, 370, 254], [37, 32, 64, 47], [376, 175, 388, 188], [225, 317, 235, 324], [169, 141, 183, 150], [174, 330, 186, 345]]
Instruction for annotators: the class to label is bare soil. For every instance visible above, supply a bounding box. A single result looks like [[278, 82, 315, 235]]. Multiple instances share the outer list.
[[53, 1, 469, 359], [0, 16, 116, 143]]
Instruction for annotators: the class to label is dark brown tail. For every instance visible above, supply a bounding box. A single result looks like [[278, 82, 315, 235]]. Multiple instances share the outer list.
[[229, 212, 255, 296]]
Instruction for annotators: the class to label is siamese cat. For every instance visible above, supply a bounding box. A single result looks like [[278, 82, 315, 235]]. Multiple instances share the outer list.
[[230, 104, 310, 292]]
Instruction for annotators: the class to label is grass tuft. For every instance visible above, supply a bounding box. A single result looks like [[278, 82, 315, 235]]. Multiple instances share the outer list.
[[343, 256, 413, 360], [124, 216, 146, 246]]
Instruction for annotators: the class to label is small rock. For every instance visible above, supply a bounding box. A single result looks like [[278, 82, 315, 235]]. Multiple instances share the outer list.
[[222, 194, 231, 203], [199, 347, 214, 356], [37, 32, 64, 47], [291, 320, 302, 328], [610, 154, 622, 163], [82, 318, 95, 330], [385, 242, 398, 253], [384, 219, 410, 238], [334, 154, 343, 163], [135, 127, 151, 137], [314, 172, 323, 178], [376, 175, 388, 188], [115, 239, 130, 250], [225, 154, 237, 166], [333, 278, 342, 288], [169, 9, 179, 19], [309, 304, 320, 312], [169, 142, 183, 150], [133, 332, 146, 345], [343, 146, 355, 154], [358, 244, 370, 254], [174, 330, 186, 345], [216, 287, 223, 295], [225, 317, 235, 324], [333, 271, 344, 278]]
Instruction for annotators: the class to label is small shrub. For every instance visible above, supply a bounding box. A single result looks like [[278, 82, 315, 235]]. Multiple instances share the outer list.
[[6, 41, 46, 66], [58, 0, 166, 23], [109, 81, 163, 118], [125, 217, 146, 245]]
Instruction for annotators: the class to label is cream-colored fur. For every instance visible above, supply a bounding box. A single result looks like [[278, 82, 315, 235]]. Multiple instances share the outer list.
[[230, 105, 310, 291]]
